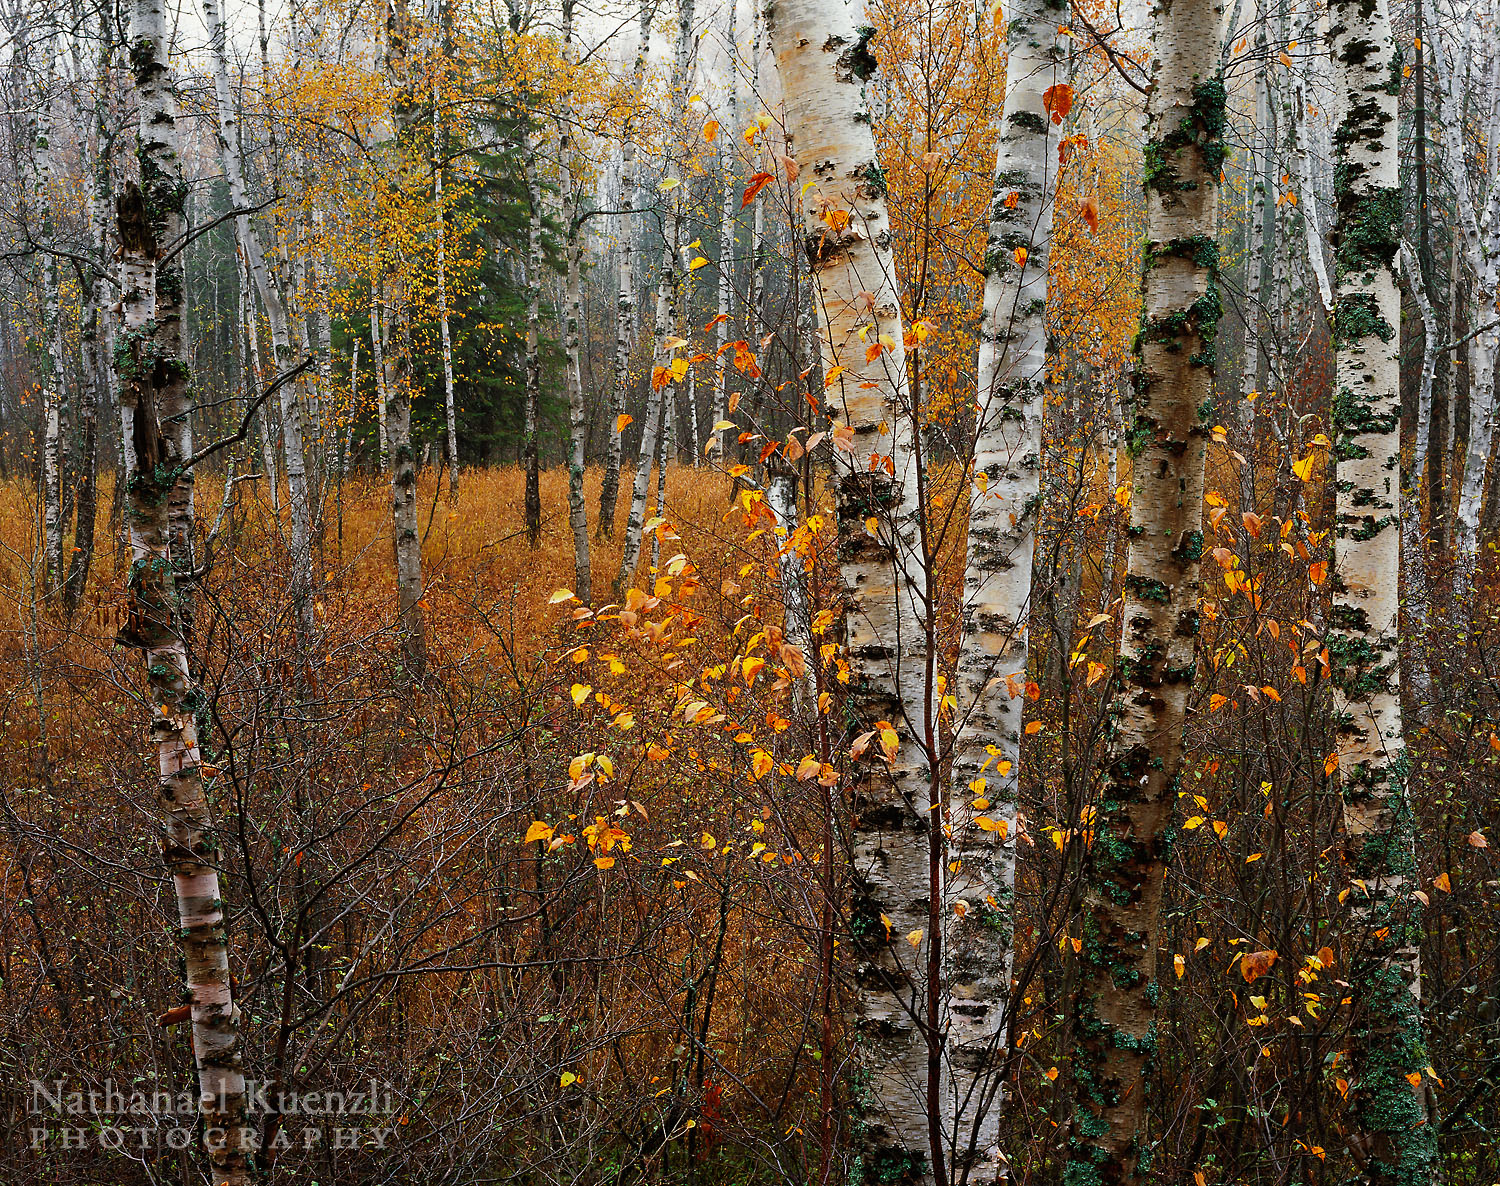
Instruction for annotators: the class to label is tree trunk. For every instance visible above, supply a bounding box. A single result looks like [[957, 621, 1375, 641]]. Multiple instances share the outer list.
[[599, 0, 661, 539], [947, 0, 1063, 1172], [946, 0, 1063, 1175], [433, 78, 460, 498], [560, 0, 591, 601], [371, 280, 391, 472], [385, 0, 428, 680], [524, 141, 543, 546], [1064, 2, 1224, 1180], [614, 271, 672, 596], [204, 0, 316, 648], [117, 4, 249, 1177], [1400, 247, 1436, 725], [763, 4, 934, 1180], [1328, 0, 1435, 1174], [711, 0, 738, 462]]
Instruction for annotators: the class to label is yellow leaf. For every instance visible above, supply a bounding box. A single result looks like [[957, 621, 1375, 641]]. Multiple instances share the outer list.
[[743, 656, 765, 684], [571, 684, 592, 707], [1174, 954, 1186, 978], [701, 831, 716, 849], [1433, 872, 1452, 892], [796, 754, 822, 781], [594, 857, 616, 870], [906, 929, 924, 948], [560, 1071, 577, 1087], [659, 177, 680, 191], [751, 750, 774, 779], [689, 256, 710, 270], [1292, 453, 1316, 482], [524, 821, 554, 845], [549, 588, 576, 604], [1195, 937, 1211, 952], [975, 817, 1008, 838]]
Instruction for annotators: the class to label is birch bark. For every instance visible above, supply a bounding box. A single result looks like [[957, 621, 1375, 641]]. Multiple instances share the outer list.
[[433, 79, 460, 497], [203, 0, 316, 646], [117, 2, 249, 1176], [1064, 0, 1225, 1176], [597, 0, 661, 538], [763, 2, 933, 1178], [1326, 0, 1436, 1173], [560, 0, 592, 601], [523, 140, 543, 546], [384, 0, 428, 678], [711, 0, 738, 461], [944, 0, 1063, 1174]]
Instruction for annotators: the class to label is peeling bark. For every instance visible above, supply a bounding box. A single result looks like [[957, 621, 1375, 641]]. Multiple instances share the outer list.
[[117, 2, 249, 1177]]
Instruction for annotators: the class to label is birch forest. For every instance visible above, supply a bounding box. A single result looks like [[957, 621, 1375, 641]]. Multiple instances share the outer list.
[[3, 0, 1500, 1179]]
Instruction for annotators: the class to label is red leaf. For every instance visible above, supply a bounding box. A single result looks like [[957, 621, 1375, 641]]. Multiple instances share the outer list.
[[741, 172, 775, 208], [1043, 83, 1074, 124]]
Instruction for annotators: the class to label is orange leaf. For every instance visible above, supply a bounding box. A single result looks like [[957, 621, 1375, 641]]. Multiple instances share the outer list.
[[702, 118, 719, 141], [524, 821, 554, 845], [1080, 196, 1099, 233], [1433, 872, 1452, 893], [1240, 949, 1278, 982], [741, 172, 775, 208], [615, 414, 633, 433], [1309, 560, 1328, 585], [1042, 82, 1073, 123]]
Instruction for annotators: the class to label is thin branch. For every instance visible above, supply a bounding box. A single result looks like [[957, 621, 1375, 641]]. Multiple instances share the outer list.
[[159, 197, 280, 264], [182, 357, 314, 472]]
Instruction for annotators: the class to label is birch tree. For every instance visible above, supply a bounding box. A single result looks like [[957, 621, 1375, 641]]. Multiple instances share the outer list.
[[1325, 0, 1436, 1173], [203, 0, 317, 647], [597, 0, 660, 538], [383, 0, 429, 678], [559, 0, 591, 601], [763, 2, 935, 1177], [1064, 0, 1225, 1178], [116, 2, 249, 1177], [943, 0, 1062, 1172]]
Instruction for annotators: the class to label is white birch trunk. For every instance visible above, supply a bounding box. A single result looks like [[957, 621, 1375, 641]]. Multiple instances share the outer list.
[[524, 144, 543, 546], [597, 0, 659, 538], [763, 2, 933, 1177], [385, 0, 428, 679], [433, 80, 460, 496], [1400, 245, 1436, 721], [561, 0, 592, 601], [944, 0, 1062, 1174], [712, 0, 739, 460], [371, 281, 390, 472], [1065, 0, 1225, 1174], [1327, 0, 1434, 1172], [614, 260, 674, 595], [203, 0, 316, 645], [118, 2, 249, 1176]]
